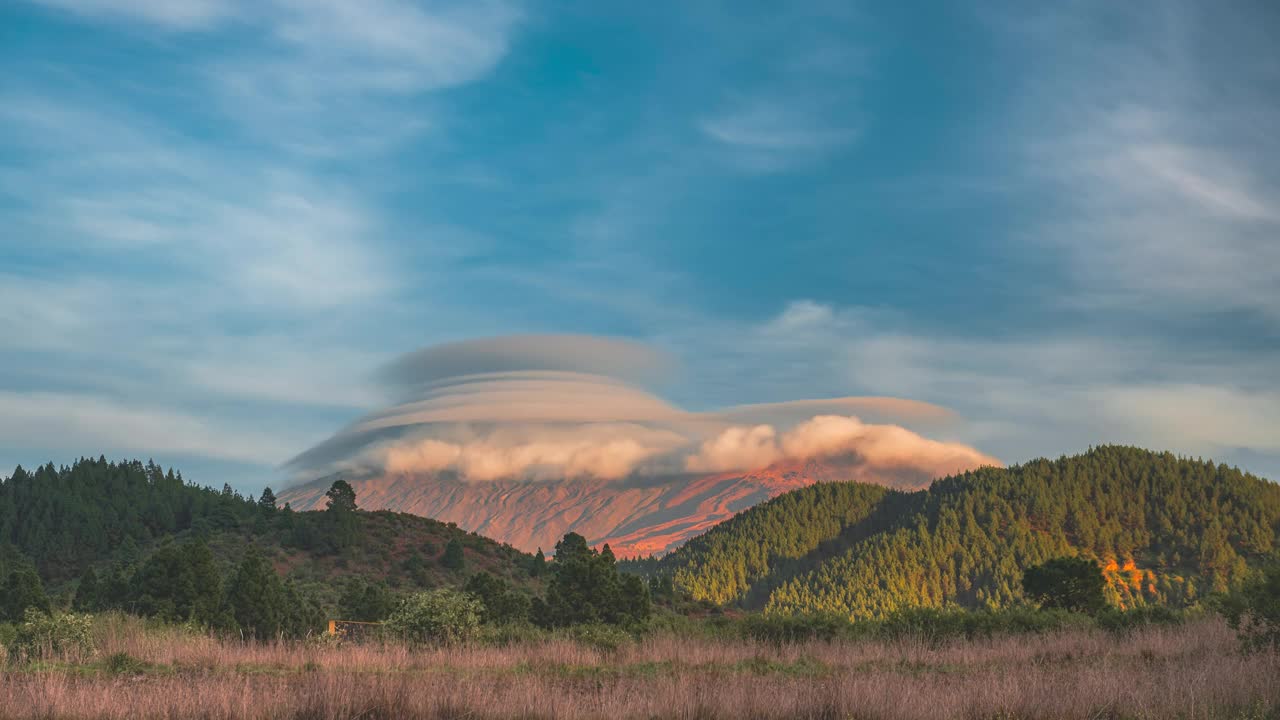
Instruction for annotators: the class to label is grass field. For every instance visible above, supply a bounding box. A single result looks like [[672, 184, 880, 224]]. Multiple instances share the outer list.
[[1, 614, 1277, 720]]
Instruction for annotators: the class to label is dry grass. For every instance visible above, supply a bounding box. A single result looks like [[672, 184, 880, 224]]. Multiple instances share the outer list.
[[1, 616, 1276, 719]]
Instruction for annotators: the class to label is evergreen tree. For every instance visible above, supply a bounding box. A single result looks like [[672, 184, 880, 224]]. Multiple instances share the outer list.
[[0, 457, 257, 583], [323, 480, 359, 552], [0, 553, 49, 622], [539, 533, 649, 627], [402, 551, 429, 586], [465, 572, 531, 624], [258, 487, 277, 512], [280, 579, 324, 638], [1022, 556, 1107, 614], [443, 537, 465, 571], [339, 578, 398, 622], [131, 539, 222, 623], [74, 566, 100, 611], [223, 547, 286, 640], [324, 480, 357, 512]]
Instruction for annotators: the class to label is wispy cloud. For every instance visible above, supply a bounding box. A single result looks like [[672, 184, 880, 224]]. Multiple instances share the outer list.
[[995, 1, 1280, 323], [2, 92, 391, 309], [3, 0, 524, 486], [28, 0, 234, 29], [694, 4, 866, 173], [700, 103, 858, 152]]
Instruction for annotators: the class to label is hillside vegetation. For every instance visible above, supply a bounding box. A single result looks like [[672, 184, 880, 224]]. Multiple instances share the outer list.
[[0, 457, 542, 611], [651, 446, 1280, 618]]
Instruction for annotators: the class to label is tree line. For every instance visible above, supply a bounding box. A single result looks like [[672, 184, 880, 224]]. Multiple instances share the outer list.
[[1, 462, 648, 638]]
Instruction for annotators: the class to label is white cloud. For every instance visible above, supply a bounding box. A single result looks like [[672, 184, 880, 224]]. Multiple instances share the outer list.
[[684, 424, 780, 473]]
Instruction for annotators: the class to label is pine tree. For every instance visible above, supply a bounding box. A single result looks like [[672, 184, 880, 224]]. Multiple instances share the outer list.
[[443, 537, 465, 571], [258, 488, 277, 512], [324, 480, 359, 552], [324, 480, 357, 512], [223, 547, 285, 640], [74, 566, 100, 611], [538, 533, 649, 627], [1, 559, 50, 622]]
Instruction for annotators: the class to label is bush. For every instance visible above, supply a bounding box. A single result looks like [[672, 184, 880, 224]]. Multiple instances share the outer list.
[[9, 609, 95, 660], [475, 622, 548, 646], [1096, 605, 1184, 635], [560, 623, 633, 652], [385, 588, 482, 645], [742, 613, 855, 644], [104, 651, 152, 675], [465, 573, 532, 625], [1215, 559, 1280, 651]]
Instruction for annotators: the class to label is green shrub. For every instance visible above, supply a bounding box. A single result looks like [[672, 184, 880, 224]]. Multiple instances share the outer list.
[[104, 651, 152, 675], [385, 588, 482, 645], [875, 606, 1090, 644], [742, 612, 856, 644], [560, 623, 632, 652], [475, 622, 549, 646], [874, 607, 969, 643], [9, 609, 95, 660], [1096, 605, 1184, 635]]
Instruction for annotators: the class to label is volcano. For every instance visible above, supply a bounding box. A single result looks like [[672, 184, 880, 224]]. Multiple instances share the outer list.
[[276, 457, 926, 556]]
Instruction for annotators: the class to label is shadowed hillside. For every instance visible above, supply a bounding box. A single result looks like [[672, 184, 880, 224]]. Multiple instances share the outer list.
[[0, 457, 543, 609]]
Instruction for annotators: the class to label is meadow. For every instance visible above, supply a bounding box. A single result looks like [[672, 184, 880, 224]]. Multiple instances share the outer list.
[[1, 614, 1277, 720]]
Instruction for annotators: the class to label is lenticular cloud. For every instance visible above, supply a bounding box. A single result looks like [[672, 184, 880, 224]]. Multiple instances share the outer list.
[[285, 334, 1000, 484]]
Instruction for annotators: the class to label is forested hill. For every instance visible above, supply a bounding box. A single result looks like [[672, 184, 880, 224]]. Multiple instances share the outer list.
[[0, 457, 543, 603], [652, 446, 1280, 619]]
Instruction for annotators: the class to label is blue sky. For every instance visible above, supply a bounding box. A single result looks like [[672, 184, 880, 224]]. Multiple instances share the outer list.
[[2, 0, 1278, 493]]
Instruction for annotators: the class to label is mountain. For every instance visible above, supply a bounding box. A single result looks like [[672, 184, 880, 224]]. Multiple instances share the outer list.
[[0, 457, 542, 606], [277, 457, 896, 556], [650, 446, 1280, 619]]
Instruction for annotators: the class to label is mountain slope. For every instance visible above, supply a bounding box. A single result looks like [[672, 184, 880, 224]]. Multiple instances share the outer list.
[[651, 482, 900, 605], [654, 446, 1280, 619], [277, 457, 876, 556]]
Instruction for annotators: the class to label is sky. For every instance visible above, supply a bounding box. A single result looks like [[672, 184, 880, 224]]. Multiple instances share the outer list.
[[1, 0, 1278, 493]]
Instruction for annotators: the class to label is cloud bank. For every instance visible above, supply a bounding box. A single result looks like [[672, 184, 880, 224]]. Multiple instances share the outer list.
[[286, 335, 999, 485]]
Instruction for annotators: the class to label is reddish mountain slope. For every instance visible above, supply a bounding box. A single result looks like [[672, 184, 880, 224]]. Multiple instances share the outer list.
[[278, 459, 919, 556]]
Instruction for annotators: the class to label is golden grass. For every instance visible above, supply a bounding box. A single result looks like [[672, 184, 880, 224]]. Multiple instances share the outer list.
[[2, 616, 1276, 719]]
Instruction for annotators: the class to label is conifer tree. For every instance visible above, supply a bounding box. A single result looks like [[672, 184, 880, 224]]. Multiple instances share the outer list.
[[443, 537, 465, 571], [258, 487, 277, 512], [223, 547, 286, 640]]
